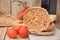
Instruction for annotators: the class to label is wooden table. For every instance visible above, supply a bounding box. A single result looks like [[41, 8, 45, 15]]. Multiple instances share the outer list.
[[0, 27, 29, 40]]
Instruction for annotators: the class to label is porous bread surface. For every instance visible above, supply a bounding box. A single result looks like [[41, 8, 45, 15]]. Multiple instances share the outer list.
[[0, 12, 20, 26], [23, 7, 50, 33]]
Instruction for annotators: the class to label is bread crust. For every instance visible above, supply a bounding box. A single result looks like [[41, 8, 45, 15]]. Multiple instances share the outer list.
[[30, 30, 54, 36], [49, 14, 56, 22], [0, 12, 20, 26], [23, 7, 50, 34]]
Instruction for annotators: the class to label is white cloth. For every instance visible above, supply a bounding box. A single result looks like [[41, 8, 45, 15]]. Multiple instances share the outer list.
[[29, 28, 60, 40]]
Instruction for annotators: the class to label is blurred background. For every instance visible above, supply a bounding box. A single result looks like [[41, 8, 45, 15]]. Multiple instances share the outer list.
[[41, 0, 57, 14], [0, 0, 58, 16]]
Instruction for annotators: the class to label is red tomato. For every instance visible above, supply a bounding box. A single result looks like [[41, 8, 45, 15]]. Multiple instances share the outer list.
[[7, 28, 17, 38], [17, 10, 24, 19], [18, 26, 28, 38], [14, 26, 22, 33], [17, 7, 29, 19]]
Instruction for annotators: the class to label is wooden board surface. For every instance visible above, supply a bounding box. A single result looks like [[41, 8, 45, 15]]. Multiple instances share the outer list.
[[34, 0, 41, 7], [0, 0, 11, 14], [0, 27, 8, 40], [56, 0, 60, 29]]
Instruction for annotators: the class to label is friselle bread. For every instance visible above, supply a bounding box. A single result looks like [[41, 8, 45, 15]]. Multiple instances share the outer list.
[[23, 7, 50, 34], [0, 12, 20, 26], [49, 14, 56, 22]]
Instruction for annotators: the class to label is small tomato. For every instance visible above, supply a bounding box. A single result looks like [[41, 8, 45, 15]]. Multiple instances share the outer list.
[[14, 26, 22, 33], [7, 28, 17, 38], [18, 26, 28, 38]]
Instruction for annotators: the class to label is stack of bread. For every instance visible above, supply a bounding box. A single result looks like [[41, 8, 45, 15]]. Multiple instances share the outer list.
[[0, 12, 21, 26], [23, 7, 56, 35], [0, 7, 56, 36]]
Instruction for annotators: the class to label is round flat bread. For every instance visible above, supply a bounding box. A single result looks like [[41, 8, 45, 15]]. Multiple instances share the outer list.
[[49, 14, 56, 22], [23, 7, 50, 34], [0, 12, 21, 26]]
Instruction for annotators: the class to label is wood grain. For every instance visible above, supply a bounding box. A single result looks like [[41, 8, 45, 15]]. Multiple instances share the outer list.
[[0, 0, 11, 14], [34, 0, 41, 7], [0, 27, 8, 40], [11, 0, 20, 17], [0, 0, 3, 12], [56, 0, 60, 29]]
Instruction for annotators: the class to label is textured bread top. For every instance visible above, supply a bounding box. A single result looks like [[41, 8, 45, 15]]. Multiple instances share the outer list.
[[0, 12, 20, 26], [23, 7, 50, 33]]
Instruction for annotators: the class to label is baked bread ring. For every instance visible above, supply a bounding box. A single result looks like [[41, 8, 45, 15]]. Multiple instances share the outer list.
[[23, 7, 50, 34], [0, 12, 20, 26], [49, 14, 56, 22]]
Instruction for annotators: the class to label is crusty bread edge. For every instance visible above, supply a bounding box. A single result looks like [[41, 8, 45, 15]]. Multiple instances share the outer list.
[[29, 30, 54, 36], [24, 7, 50, 31]]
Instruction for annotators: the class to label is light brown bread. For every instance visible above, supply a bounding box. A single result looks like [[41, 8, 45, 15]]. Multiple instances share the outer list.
[[47, 23, 55, 31], [23, 7, 50, 33], [49, 14, 56, 22], [0, 12, 20, 26], [30, 30, 54, 36]]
